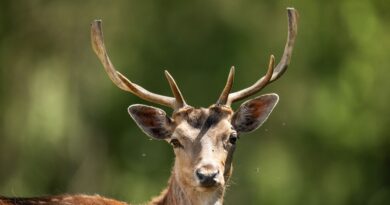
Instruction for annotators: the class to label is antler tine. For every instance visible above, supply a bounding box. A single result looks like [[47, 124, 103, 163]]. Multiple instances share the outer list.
[[270, 7, 298, 82], [216, 66, 235, 105], [227, 55, 274, 105], [226, 8, 298, 105], [164, 70, 187, 109], [91, 20, 178, 109]]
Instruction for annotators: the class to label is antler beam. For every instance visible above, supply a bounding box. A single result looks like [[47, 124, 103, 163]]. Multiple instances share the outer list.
[[91, 20, 186, 110], [224, 8, 298, 106]]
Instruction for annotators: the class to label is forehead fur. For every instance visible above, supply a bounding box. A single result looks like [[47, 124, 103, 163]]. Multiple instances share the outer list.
[[173, 105, 233, 129]]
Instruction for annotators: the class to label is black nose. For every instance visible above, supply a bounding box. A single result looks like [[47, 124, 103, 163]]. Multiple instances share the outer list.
[[196, 169, 219, 187]]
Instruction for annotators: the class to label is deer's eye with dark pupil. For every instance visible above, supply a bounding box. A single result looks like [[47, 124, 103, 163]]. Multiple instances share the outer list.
[[170, 139, 182, 148], [229, 132, 238, 145]]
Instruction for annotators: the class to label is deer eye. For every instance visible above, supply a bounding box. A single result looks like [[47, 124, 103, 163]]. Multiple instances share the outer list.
[[229, 132, 238, 145], [170, 139, 182, 148]]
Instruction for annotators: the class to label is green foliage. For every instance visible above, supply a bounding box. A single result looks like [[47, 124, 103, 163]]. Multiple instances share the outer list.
[[0, 0, 389, 204]]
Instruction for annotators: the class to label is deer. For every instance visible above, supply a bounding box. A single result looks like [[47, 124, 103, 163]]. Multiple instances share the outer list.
[[0, 7, 298, 205]]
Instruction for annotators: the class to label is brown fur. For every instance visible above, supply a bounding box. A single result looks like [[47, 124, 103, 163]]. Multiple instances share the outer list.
[[0, 195, 127, 205]]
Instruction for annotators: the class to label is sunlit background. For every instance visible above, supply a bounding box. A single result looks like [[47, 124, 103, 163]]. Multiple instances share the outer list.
[[0, 0, 389, 204]]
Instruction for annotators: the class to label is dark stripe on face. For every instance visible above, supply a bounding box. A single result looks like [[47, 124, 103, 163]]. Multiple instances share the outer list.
[[224, 145, 235, 180], [195, 107, 226, 141], [185, 108, 208, 129]]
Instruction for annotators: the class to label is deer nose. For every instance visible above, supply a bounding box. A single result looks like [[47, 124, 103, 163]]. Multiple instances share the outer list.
[[195, 168, 219, 187]]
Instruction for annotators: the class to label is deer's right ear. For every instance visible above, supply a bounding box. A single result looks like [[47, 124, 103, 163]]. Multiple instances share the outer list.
[[128, 104, 174, 140]]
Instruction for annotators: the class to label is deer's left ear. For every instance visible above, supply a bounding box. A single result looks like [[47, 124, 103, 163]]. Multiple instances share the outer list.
[[232, 94, 279, 133], [128, 104, 174, 140]]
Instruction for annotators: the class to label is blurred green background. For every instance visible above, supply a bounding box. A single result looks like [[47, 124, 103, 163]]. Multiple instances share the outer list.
[[0, 0, 389, 204]]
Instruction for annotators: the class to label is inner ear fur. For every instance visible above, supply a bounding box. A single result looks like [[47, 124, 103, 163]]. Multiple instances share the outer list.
[[232, 94, 279, 133], [128, 104, 174, 140]]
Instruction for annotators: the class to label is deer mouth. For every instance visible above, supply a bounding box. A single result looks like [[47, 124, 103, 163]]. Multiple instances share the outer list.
[[196, 182, 224, 192], [199, 180, 219, 188]]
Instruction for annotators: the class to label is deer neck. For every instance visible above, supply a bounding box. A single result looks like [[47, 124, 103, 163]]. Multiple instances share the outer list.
[[149, 169, 225, 205]]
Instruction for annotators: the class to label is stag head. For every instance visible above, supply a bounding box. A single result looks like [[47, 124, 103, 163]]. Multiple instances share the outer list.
[[91, 8, 298, 194]]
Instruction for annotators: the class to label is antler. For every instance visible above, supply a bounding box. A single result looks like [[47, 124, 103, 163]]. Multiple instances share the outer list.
[[216, 66, 235, 105], [217, 8, 298, 106], [91, 20, 187, 110]]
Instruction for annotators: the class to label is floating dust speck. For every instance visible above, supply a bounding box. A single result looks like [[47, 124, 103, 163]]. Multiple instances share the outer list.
[[256, 168, 260, 173], [265, 128, 268, 132], [142, 153, 147, 157], [282, 122, 286, 126]]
